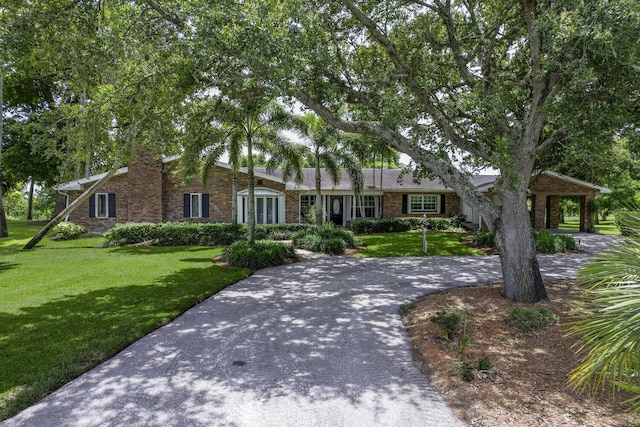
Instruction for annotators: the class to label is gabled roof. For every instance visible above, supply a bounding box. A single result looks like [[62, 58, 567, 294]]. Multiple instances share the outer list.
[[537, 170, 611, 194]]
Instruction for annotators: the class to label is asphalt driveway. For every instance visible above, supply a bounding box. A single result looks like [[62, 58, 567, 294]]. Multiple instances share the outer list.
[[1, 233, 617, 427]]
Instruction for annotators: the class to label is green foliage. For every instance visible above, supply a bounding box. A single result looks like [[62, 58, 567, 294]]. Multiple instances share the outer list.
[[614, 210, 640, 237], [431, 310, 465, 340], [533, 229, 577, 253], [292, 226, 357, 255], [504, 307, 558, 332], [254, 223, 315, 240], [103, 222, 161, 246], [478, 356, 491, 371], [570, 213, 640, 412], [348, 218, 418, 234], [459, 361, 474, 382], [221, 240, 297, 270], [103, 222, 243, 247], [51, 222, 86, 240], [473, 230, 496, 247]]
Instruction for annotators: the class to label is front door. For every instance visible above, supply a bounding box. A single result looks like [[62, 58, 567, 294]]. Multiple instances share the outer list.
[[329, 196, 344, 226]]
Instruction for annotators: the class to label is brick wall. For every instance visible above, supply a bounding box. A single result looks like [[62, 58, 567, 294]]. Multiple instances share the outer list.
[[383, 192, 461, 218], [529, 175, 596, 231], [66, 174, 130, 233], [127, 150, 163, 223], [162, 162, 295, 223]]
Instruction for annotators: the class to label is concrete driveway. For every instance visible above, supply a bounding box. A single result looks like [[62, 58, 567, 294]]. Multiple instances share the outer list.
[[1, 233, 617, 427]]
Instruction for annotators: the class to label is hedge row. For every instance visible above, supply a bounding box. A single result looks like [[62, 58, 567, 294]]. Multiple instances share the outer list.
[[348, 215, 466, 235], [103, 222, 317, 247]]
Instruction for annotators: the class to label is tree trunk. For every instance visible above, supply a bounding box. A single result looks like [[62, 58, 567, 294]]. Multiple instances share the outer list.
[[27, 178, 35, 220], [23, 165, 119, 250], [0, 73, 8, 238], [314, 155, 323, 232], [493, 187, 548, 303], [246, 135, 256, 244]]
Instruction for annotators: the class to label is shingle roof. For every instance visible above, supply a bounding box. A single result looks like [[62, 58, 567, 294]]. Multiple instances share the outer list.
[[257, 168, 498, 192]]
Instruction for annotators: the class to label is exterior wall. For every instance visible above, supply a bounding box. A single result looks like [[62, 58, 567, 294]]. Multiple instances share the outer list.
[[529, 175, 596, 231], [66, 174, 130, 233], [162, 162, 295, 223], [127, 150, 163, 223], [382, 192, 461, 218]]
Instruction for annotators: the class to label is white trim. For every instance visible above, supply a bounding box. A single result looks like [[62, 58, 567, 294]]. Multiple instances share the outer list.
[[238, 188, 285, 224], [408, 194, 441, 214], [189, 193, 203, 218], [95, 193, 110, 218]]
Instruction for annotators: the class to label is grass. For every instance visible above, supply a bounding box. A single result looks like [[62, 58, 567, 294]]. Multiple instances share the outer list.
[[559, 216, 620, 235], [0, 221, 249, 421], [355, 231, 484, 257]]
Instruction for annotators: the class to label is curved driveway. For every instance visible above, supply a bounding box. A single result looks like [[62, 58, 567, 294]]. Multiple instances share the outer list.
[[2, 233, 616, 427]]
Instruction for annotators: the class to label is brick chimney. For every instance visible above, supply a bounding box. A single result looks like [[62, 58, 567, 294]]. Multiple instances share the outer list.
[[126, 148, 164, 223]]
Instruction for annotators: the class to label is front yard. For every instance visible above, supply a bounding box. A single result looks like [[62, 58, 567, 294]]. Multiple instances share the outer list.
[[0, 221, 249, 421], [355, 231, 484, 257]]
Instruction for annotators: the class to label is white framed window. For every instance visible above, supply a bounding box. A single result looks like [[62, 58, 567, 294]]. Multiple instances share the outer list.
[[409, 194, 440, 213], [96, 193, 109, 218], [300, 195, 317, 220], [238, 188, 285, 224], [353, 195, 380, 218], [190, 193, 202, 218]]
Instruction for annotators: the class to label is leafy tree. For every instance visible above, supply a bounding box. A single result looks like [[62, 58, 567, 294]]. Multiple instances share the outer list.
[[286, 113, 364, 231], [203, 0, 640, 302]]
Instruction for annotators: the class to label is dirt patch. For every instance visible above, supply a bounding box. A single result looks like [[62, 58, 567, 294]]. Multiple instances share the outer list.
[[404, 280, 636, 426]]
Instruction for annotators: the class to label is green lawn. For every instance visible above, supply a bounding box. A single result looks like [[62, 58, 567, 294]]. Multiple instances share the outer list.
[[355, 231, 484, 257], [0, 221, 249, 421], [559, 216, 620, 235]]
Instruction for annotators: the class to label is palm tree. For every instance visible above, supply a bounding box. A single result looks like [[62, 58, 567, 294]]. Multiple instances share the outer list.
[[292, 114, 363, 232], [182, 95, 302, 243], [569, 210, 640, 412]]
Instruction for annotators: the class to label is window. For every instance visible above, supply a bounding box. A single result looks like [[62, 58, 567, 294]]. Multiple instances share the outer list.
[[409, 194, 439, 213], [183, 193, 209, 218], [238, 188, 284, 224], [96, 193, 108, 218], [353, 195, 379, 218], [300, 195, 316, 219], [89, 193, 116, 218]]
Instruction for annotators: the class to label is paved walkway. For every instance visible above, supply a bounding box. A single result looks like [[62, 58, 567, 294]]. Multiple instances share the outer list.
[[2, 233, 618, 427]]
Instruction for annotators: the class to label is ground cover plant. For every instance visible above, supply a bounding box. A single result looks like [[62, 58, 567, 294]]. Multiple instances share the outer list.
[[0, 221, 249, 421], [356, 231, 484, 257], [292, 225, 358, 255], [221, 240, 297, 270]]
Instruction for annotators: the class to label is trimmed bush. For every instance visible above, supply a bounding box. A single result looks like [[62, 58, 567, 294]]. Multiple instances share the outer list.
[[221, 240, 297, 270], [103, 222, 242, 247], [103, 222, 160, 246], [349, 218, 419, 234], [292, 226, 358, 255], [254, 223, 315, 240], [533, 229, 577, 253], [473, 230, 495, 247], [51, 221, 86, 240]]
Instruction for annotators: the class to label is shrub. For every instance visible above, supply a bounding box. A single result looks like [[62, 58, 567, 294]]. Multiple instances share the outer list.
[[533, 229, 577, 253], [430, 310, 465, 340], [198, 223, 244, 246], [459, 361, 475, 382], [254, 223, 315, 240], [504, 306, 557, 332], [292, 226, 357, 255], [221, 240, 297, 270], [473, 230, 495, 247], [150, 222, 201, 246], [103, 222, 160, 246], [52, 221, 86, 240], [349, 218, 416, 234]]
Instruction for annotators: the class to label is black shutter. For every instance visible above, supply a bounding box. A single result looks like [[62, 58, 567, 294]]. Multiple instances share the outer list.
[[202, 194, 210, 218], [440, 194, 446, 214], [89, 194, 96, 218], [402, 194, 408, 214], [183, 194, 190, 218], [108, 193, 116, 218]]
